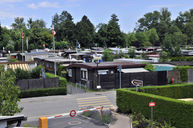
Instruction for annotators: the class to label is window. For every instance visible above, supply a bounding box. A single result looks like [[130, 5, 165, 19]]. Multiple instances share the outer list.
[[81, 68, 88, 80], [68, 69, 72, 77]]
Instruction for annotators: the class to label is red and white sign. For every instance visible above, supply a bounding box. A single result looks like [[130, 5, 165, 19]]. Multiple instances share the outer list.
[[149, 102, 155, 107], [69, 110, 76, 117], [21, 32, 24, 39]]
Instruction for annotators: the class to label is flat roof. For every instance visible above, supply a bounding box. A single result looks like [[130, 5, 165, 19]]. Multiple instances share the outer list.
[[69, 62, 146, 69]]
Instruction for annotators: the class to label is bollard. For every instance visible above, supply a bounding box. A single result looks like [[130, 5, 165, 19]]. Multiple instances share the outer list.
[[99, 106, 103, 120], [39, 117, 48, 128]]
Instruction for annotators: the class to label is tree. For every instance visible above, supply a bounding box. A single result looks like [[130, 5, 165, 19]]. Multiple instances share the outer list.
[[0, 65, 23, 116], [52, 11, 76, 46], [76, 15, 95, 48], [128, 47, 136, 58], [132, 32, 148, 47], [162, 32, 182, 57], [125, 33, 137, 47], [102, 49, 114, 61], [184, 22, 193, 45], [106, 14, 125, 47], [95, 23, 108, 47], [145, 28, 159, 46], [11, 17, 26, 30], [136, 11, 160, 31]]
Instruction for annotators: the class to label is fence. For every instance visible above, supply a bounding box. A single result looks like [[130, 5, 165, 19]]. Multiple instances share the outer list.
[[99, 71, 168, 89], [15, 78, 59, 90]]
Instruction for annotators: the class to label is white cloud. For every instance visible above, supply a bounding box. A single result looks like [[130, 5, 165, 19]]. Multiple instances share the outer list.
[[0, 11, 27, 19], [149, 4, 184, 8], [28, 2, 59, 9]]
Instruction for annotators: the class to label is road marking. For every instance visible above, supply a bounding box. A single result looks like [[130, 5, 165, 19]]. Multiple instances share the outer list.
[[77, 96, 106, 100], [76, 96, 114, 109], [77, 100, 110, 104]]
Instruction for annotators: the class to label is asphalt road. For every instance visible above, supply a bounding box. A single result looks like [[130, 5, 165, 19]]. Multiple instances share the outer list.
[[18, 90, 116, 122], [23, 116, 107, 128]]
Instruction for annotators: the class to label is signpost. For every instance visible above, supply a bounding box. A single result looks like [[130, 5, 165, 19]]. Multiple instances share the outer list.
[[149, 102, 155, 128], [69, 110, 76, 117], [131, 79, 143, 92], [21, 32, 24, 61]]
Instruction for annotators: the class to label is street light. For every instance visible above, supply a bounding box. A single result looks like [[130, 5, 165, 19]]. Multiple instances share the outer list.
[[94, 59, 101, 89]]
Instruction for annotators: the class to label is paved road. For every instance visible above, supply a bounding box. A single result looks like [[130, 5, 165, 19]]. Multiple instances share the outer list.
[[18, 91, 116, 122], [23, 116, 107, 128]]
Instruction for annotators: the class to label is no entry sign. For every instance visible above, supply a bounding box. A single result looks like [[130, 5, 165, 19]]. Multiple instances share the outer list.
[[149, 102, 155, 107], [69, 110, 76, 117]]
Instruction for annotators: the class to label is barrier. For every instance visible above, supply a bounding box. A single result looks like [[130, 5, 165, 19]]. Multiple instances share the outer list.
[[39, 106, 103, 128]]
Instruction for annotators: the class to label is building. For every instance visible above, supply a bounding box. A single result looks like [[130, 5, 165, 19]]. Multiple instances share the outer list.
[[34, 56, 83, 72], [68, 62, 148, 89]]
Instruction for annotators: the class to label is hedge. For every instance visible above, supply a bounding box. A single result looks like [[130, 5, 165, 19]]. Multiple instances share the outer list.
[[20, 87, 67, 98], [136, 84, 193, 99], [117, 86, 193, 128], [46, 73, 67, 87], [170, 56, 193, 61]]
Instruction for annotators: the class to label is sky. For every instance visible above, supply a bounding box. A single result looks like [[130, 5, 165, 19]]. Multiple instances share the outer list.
[[0, 0, 193, 33]]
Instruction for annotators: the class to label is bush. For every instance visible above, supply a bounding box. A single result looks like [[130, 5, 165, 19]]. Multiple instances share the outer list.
[[170, 56, 193, 61], [46, 73, 67, 87], [144, 63, 155, 71], [15, 68, 31, 79], [117, 85, 193, 128], [30, 65, 43, 78], [57, 65, 67, 77], [174, 66, 193, 82], [20, 87, 67, 98]]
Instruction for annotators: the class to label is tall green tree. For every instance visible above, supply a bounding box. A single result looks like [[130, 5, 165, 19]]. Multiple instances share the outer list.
[[95, 23, 108, 47], [106, 14, 125, 47], [145, 28, 159, 46], [76, 15, 95, 48], [0, 65, 23, 116], [52, 11, 76, 46], [11, 17, 26, 30], [162, 32, 183, 57]]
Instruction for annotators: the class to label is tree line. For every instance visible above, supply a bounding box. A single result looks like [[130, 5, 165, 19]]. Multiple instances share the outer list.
[[0, 8, 193, 57]]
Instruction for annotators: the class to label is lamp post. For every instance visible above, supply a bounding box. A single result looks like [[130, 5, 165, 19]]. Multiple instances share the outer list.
[[94, 59, 100, 89]]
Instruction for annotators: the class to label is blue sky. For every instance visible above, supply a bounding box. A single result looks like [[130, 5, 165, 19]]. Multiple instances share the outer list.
[[0, 0, 193, 33]]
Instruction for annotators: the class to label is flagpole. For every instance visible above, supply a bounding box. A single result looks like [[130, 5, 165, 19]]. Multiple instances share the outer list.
[[21, 31, 24, 62], [53, 35, 55, 53]]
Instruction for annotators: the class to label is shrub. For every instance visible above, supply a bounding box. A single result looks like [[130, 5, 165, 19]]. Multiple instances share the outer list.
[[57, 65, 67, 77], [30, 65, 43, 79], [170, 56, 193, 61], [20, 87, 67, 98], [46, 73, 67, 87], [15, 68, 31, 80], [117, 85, 193, 128], [174, 66, 193, 82], [144, 63, 155, 71]]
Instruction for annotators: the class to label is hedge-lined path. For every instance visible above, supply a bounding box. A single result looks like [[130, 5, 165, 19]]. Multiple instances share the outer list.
[[18, 90, 116, 122]]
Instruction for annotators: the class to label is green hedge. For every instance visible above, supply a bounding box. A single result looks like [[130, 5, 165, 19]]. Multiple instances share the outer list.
[[136, 84, 193, 99], [46, 73, 67, 87], [117, 89, 193, 128], [20, 87, 67, 98], [171, 56, 193, 61], [174, 66, 193, 82]]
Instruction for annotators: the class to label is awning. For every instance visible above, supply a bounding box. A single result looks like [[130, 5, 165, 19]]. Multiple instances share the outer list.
[[121, 68, 149, 73]]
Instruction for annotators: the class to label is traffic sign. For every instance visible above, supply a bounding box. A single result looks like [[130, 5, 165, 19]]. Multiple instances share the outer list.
[[69, 110, 76, 117], [149, 102, 155, 107], [131, 79, 143, 86]]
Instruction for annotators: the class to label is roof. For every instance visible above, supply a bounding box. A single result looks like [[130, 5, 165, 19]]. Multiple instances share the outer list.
[[121, 68, 149, 73], [168, 61, 193, 66], [69, 62, 146, 69], [8, 63, 30, 71]]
